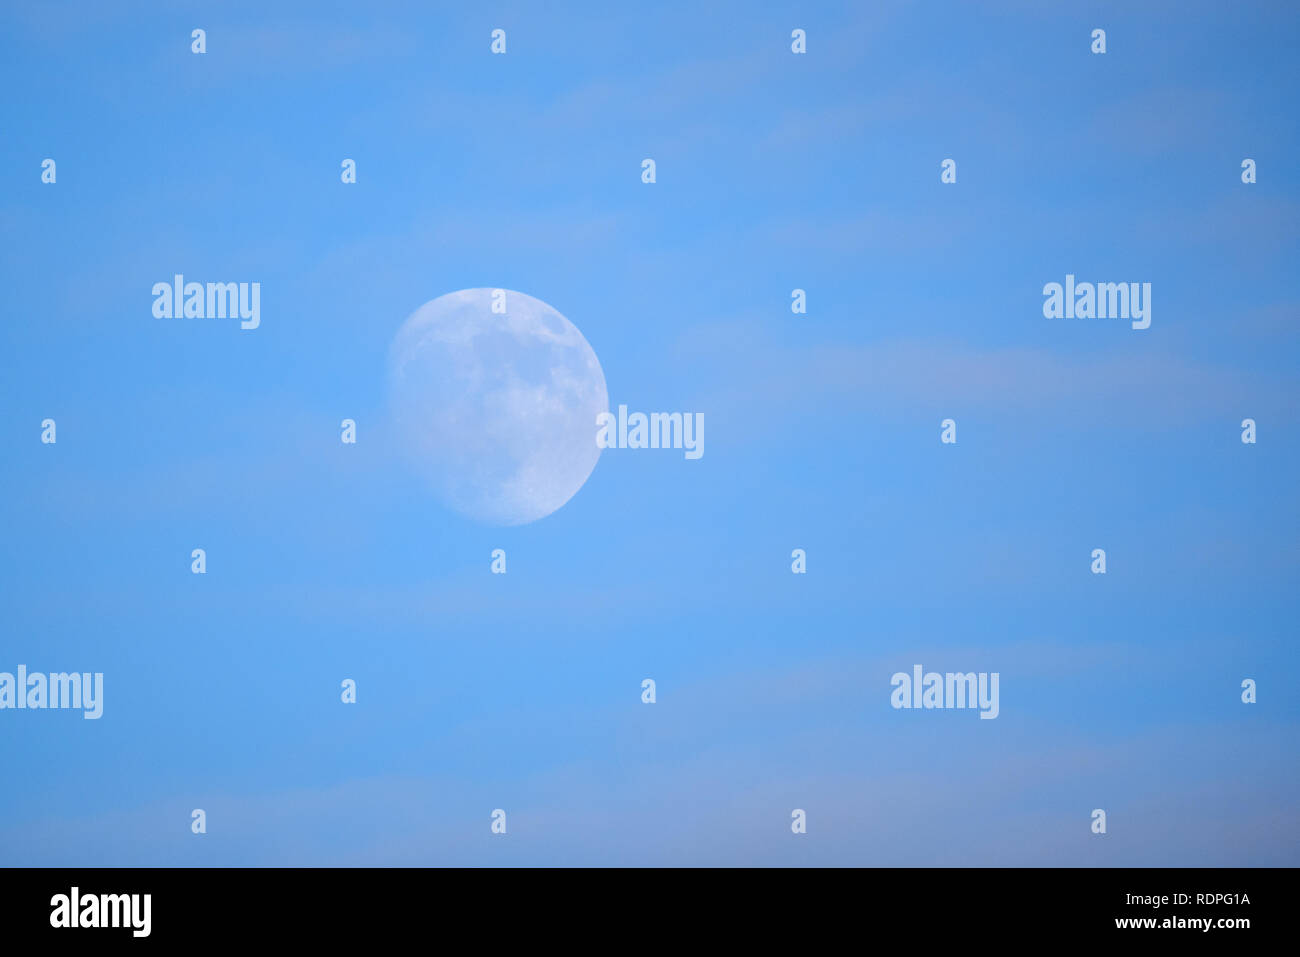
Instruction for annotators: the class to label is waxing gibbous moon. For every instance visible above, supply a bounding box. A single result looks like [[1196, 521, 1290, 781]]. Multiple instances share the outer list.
[[387, 288, 609, 526]]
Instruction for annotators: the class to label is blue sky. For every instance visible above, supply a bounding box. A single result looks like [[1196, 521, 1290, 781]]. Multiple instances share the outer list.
[[1, 0, 1296, 865]]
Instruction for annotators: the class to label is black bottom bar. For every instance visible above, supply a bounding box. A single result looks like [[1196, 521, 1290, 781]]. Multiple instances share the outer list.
[[0, 867, 1280, 943]]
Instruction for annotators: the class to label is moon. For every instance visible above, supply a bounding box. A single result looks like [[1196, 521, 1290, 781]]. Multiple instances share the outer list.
[[387, 288, 609, 526]]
